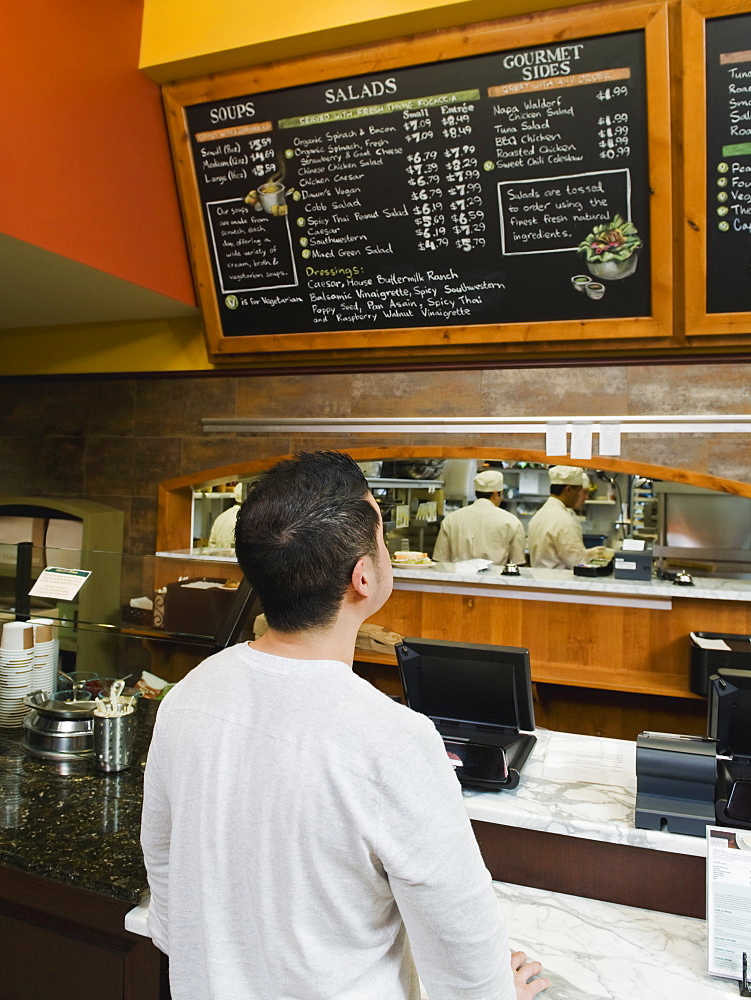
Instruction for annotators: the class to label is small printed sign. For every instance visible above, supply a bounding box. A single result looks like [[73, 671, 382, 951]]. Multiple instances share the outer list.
[[29, 566, 92, 601]]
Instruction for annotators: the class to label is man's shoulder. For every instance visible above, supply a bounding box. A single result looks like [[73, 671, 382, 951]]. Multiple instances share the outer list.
[[442, 505, 467, 523], [490, 505, 523, 528]]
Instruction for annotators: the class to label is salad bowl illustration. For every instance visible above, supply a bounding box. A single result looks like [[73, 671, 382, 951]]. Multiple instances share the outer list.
[[578, 214, 643, 280]]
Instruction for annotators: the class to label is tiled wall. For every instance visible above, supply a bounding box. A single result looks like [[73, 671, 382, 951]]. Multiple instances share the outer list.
[[2, 361, 749, 555]]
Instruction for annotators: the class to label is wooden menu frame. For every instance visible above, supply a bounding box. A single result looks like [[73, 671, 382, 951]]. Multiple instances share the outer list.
[[683, 0, 751, 336], [163, 0, 673, 365]]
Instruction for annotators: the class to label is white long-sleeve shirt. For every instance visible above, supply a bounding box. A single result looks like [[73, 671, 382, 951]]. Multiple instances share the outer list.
[[527, 495, 588, 569], [432, 499, 526, 565], [141, 644, 513, 1000]]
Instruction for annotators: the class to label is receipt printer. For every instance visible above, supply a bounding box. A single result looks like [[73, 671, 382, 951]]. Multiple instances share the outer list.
[[635, 732, 717, 837], [614, 550, 653, 581]]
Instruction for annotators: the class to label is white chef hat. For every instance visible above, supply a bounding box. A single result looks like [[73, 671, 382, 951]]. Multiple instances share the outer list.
[[549, 465, 585, 486], [581, 472, 590, 489], [233, 482, 244, 503], [474, 469, 505, 492]]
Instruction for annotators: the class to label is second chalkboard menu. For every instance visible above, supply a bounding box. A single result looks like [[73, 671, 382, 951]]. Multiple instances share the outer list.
[[705, 9, 751, 314], [164, 2, 672, 362]]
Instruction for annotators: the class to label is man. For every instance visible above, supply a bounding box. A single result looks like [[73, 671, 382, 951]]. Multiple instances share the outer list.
[[142, 451, 548, 1000], [527, 465, 607, 569], [207, 482, 243, 548], [433, 469, 526, 565]]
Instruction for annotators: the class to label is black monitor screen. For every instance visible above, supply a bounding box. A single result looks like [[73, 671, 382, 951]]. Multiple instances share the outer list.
[[708, 668, 751, 759], [396, 637, 535, 732]]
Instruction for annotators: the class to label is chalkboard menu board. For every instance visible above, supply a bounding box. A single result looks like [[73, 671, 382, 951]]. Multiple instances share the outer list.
[[164, 5, 672, 361], [705, 11, 751, 313]]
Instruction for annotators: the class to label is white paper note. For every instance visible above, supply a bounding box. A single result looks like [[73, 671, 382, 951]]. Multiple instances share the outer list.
[[622, 538, 645, 551], [690, 632, 731, 652], [518, 469, 539, 496], [541, 735, 636, 789], [29, 566, 91, 601], [599, 421, 622, 456], [570, 422, 593, 461], [545, 423, 567, 456]]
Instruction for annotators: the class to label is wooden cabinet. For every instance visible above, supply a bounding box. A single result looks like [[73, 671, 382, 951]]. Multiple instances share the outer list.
[[0, 866, 168, 1000]]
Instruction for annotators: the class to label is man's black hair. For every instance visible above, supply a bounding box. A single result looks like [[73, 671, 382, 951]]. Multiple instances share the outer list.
[[550, 484, 566, 496], [474, 491, 494, 500], [235, 451, 381, 633]]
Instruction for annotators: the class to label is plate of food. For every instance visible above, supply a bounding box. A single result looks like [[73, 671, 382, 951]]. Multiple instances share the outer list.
[[391, 551, 435, 566]]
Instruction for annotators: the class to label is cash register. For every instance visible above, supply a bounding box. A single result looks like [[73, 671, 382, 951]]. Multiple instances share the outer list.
[[396, 637, 536, 790]]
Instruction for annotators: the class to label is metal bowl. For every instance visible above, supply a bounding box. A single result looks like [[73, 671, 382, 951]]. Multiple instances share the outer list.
[[24, 689, 95, 719]]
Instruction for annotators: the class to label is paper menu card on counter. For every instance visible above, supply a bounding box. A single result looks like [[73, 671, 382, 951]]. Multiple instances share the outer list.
[[706, 826, 751, 980], [541, 734, 636, 790], [29, 566, 91, 601]]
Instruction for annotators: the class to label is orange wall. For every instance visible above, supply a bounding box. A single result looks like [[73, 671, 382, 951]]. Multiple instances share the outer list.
[[0, 0, 195, 306]]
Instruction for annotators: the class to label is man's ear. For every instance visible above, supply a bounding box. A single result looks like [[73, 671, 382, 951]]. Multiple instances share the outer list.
[[350, 556, 370, 598]]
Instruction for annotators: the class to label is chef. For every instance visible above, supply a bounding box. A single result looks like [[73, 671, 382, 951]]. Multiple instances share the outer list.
[[432, 469, 526, 566], [208, 483, 243, 549], [527, 466, 607, 569]]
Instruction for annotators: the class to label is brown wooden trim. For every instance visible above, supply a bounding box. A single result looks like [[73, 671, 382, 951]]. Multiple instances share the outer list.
[[158, 444, 751, 499], [683, 0, 751, 335], [2, 348, 751, 381], [163, 0, 675, 362], [471, 820, 706, 916]]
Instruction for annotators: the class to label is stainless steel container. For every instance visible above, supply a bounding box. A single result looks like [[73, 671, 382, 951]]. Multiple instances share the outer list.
[[21, 691, 94, 759], [93, 709, 137, 772]]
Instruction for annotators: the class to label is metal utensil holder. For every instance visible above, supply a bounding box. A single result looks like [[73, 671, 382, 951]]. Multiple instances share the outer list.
[[94, 709, 137, 772]]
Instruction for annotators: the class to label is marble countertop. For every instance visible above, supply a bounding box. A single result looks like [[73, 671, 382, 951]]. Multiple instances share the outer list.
[[463, 729, 707, 858], [0, 720, 152, 904], [494, 881, 737, 1000], [157, 549, 751, 603], [128, 880, 735, 998], [391, 563, 751, 603]]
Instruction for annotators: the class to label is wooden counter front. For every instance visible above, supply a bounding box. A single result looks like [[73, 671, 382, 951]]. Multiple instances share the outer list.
[[361, 582, 750, 737]]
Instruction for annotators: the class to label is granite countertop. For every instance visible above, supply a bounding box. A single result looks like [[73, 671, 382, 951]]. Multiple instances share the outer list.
[[0, 719, 704, 914], [0, 720, 151, 904]]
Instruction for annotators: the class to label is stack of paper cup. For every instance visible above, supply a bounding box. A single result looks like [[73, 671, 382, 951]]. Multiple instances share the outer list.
[[30, 617, 58, 695], [0, 622, 35, 728]]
